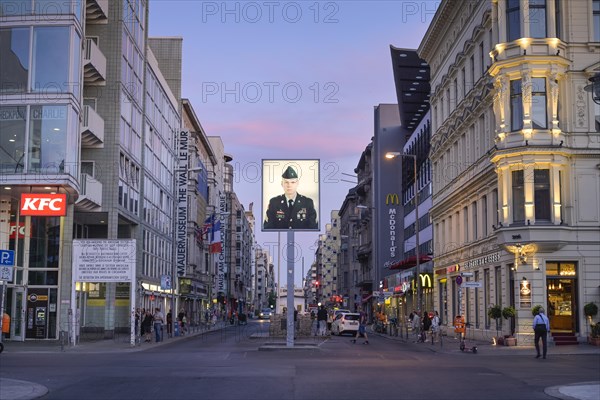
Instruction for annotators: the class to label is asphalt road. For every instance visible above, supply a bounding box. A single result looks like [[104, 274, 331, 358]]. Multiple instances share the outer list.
[[1, 320, 598, 400]]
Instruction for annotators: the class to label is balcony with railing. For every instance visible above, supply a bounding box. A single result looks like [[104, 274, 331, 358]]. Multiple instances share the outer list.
[[80, 105, 105, 148], [83, 38, 107, 85], [75, 173, 102, 211], [85, 0, 108, 23]]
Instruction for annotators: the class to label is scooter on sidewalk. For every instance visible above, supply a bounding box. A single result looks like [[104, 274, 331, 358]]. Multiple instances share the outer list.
[[454, 316, 477, 354]]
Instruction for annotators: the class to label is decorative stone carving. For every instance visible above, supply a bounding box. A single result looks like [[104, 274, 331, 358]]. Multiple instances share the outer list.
[[549, 73, 560, 130], [575, 84, 587, 128]]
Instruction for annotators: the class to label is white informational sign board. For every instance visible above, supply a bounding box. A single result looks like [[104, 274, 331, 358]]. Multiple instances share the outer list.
[[72, 239, 136, 282], [71, 239, 137, 347]]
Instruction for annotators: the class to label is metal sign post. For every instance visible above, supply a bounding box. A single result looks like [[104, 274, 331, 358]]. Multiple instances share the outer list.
[[286, 230, 295, 348]]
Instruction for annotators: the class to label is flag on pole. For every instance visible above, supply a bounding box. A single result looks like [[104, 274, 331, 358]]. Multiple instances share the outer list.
[[202, 215, 213, 238], [210, 219, 222, 253]]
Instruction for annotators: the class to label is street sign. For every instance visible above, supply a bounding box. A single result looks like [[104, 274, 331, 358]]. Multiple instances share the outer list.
[[372, 291, 380, 297], [0, 250, 15, 282], [463, 281, 482, 288], [0, 250, 15, 266], [161, 274, 172, 290], [460, 272, 474, 277]]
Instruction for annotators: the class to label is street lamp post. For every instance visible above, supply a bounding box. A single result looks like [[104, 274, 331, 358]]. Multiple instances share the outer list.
[[385, 152, 421, 312]]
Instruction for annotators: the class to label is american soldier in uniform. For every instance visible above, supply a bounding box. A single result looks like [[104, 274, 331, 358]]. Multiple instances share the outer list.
[[264, 165, 318, 230]]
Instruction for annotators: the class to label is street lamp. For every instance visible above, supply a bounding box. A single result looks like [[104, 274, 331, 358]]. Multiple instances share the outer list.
[[385, 152, 422, 312], [584, 73, 600, 105]]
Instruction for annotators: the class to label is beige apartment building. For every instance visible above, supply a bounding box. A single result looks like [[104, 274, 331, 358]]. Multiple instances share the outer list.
[[420, 0, 599, 344]]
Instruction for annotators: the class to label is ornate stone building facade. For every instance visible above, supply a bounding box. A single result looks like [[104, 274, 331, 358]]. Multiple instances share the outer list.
[[420, 0, 599, 343]]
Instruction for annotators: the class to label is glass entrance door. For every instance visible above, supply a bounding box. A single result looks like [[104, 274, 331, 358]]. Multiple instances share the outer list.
[[547, 278, 576, 333], [11, 287, 25, 341]]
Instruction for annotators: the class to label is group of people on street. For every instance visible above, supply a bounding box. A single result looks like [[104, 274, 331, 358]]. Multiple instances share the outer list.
[[135, 307, 190, 343], [135, 307, 163, 343], [409, 310, 440, 343]]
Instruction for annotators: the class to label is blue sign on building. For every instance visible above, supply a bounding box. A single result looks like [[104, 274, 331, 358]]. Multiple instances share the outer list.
[[0, 250, 15, 266]]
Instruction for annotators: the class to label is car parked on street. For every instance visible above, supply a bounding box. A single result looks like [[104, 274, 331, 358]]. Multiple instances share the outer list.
[[331, 312, 360, 336], [333, 309, 351, 319]]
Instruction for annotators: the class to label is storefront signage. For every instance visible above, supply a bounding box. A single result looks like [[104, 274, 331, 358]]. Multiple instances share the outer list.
[[388, 207, 398, 259], [20, 193, 67, 216], [446, 264, 459, 274], [72, 239, 136, 282], [462, 252, 501, 270], [419, 273, 432, 288], [176, 130, 189, 277], [9, 223, 28, 239], [519, 279, 532, 308], [216, 193, 227, 294]]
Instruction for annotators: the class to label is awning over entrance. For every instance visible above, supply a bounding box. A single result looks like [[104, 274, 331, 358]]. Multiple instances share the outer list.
[[388, 255, 432, 270]]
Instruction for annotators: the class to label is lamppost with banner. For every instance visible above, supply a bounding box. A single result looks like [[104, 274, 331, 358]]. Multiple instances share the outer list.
[[384, 152, 422, 312]]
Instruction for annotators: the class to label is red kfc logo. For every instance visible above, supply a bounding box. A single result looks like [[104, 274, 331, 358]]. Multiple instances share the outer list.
[[10, 223, 28, 239], [20, 194, 67, 216]]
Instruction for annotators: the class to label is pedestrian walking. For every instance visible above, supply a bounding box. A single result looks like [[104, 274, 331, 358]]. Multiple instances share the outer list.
[[533, 307, 551, 359], [430, 311, 440, 343], [135, 308, 140, 337], [421, 311, 432, 342], [352, 309, 369, 344], [317, 305, 328, 336], [141, 309, 153, 343], [153, 307, 164, 342], [412, 311, 421, 342], [178, 309, 186, 335], [166, 310, 173, 338]]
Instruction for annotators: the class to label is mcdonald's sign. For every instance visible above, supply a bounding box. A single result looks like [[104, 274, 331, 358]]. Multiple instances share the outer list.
[[385, 193, 400, 205], [419, 273, 432, 288]]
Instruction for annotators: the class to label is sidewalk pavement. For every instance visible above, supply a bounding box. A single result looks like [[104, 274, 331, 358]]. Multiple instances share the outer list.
[[0, 322, 230, 400], [369, 326, 600, 400]]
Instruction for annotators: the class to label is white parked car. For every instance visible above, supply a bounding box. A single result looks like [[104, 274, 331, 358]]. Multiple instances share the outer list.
[[331, 312, 360, 336]]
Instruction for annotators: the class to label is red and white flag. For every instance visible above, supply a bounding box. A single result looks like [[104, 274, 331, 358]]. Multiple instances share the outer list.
[[210, 219, 222, 253]]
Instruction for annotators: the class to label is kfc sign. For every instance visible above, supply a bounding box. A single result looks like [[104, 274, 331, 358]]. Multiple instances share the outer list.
[[10, 223, 28, 239], [20, 194, 67, 216]]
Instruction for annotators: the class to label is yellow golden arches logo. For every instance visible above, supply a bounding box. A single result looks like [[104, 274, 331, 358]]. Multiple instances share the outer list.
[[419, 273, 432, 288], [385, 193, 400, 205]]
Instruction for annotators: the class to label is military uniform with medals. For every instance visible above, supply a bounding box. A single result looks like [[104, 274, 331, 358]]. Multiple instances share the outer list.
[[264, 166, 318, 230]]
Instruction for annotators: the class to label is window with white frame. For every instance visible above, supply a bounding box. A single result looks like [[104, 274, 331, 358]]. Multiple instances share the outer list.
[[594, 0, 600, 41], [506, 0, 521, 41], [512, 170, 525, 223], [510, 80, 524, 131], [530, 78, 547, 129], [534, 169, 551, 220], [529, 0, 547, 38]]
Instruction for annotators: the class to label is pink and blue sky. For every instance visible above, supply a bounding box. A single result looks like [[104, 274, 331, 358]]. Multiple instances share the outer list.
[[149, 0, 438, 284]]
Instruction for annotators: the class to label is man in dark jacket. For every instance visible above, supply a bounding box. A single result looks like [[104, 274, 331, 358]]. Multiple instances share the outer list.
[[317, 306, 328, 336], [264, 166, 318, 230]]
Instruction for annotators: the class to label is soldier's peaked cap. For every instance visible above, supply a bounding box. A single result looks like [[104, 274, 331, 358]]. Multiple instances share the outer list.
[[282, 166, 298, 179]]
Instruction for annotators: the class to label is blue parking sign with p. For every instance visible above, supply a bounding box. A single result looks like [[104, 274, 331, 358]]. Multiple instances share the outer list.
[[0, 250, 15, 282], [0, 250, 15, 266]]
